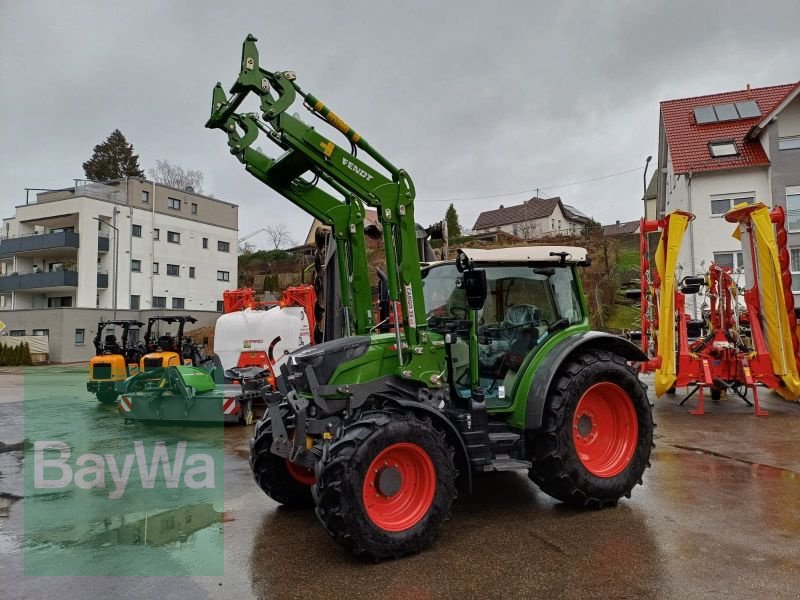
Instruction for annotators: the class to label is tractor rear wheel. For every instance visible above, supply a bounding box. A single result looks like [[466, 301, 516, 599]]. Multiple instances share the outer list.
[[529, 350, 653, 508], [249, 414, 314, 508], [313, 410, 456, 559], [96, 390, 118, 404]]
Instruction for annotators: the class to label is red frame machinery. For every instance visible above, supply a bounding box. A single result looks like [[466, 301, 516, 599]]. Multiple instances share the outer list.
[[637, 205, 800, 415], [221, 285, 317, 387]]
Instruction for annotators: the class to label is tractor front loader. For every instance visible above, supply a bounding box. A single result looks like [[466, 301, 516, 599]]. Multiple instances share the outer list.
[[207, 35, 653, 559]]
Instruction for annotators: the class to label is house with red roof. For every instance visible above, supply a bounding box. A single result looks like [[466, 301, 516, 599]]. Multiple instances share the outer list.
[[657, 81, 800, 312]]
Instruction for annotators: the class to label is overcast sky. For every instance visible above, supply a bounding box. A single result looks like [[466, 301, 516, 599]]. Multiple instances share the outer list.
[[1, 1, 798, 245]]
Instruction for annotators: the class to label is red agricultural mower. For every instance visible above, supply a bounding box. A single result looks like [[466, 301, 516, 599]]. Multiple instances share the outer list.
[[636, 203, 800, 414]]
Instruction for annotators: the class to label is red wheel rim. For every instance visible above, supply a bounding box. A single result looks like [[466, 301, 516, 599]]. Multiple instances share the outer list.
[[285, 459, 315, 486], [362, 443, 436, 532], [573, 382, 638, 478]]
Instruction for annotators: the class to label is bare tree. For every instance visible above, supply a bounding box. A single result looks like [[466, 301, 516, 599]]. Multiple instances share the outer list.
[[148, 159, 205, 193], [265, 223, 295, 250]]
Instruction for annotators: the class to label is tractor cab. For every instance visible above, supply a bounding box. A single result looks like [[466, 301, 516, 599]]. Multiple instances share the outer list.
[[87, 319, 145, 404], [423, 246, 588, 409], [140, 315, 201, 371]]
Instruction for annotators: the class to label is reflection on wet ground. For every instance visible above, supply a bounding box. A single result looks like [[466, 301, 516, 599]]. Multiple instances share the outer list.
[[1, 368, 799, 599]]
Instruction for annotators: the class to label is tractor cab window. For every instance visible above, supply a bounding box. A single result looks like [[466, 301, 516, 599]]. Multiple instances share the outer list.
[[423, 263, 583, 409]]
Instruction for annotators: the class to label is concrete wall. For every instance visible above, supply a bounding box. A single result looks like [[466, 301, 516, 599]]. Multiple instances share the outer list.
[[2, 308, 222, 363]]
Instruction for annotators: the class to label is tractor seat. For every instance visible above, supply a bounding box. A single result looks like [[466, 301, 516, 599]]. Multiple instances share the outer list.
[[104, 334, 122, 354], [502, 305, 540, 335]]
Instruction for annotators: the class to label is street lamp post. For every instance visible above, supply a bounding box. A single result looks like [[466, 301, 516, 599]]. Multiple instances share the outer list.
[[93, 215, 119, 319]]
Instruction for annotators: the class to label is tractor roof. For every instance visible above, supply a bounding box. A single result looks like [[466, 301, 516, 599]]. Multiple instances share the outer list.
[[147, 315, 197, 324], [458, 246, 589, 266]]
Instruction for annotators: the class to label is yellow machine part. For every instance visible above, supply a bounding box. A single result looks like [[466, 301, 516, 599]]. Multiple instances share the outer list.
[[731, 204, 800, 400], [654, 212, 691, 397], [88, 354, 128, 382], [140, 351, 183, 370]]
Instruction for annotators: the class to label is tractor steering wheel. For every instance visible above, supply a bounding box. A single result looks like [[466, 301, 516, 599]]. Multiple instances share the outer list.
[[450, 305, 469, 319]]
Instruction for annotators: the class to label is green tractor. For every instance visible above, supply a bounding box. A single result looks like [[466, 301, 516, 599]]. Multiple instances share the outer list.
[[207, 35, 653, 559]]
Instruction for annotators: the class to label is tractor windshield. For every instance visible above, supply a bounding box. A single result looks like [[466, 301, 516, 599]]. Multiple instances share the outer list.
[[423, 262, 583, 408]]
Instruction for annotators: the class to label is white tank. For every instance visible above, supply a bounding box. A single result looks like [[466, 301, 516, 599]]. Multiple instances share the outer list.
[[214, 306, 311, 371]]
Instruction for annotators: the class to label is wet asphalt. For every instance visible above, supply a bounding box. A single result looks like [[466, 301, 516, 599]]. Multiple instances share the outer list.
[[1, 367, 799, 599]]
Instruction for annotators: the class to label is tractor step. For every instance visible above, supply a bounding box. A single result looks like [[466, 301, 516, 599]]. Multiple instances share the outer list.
[[488, 431, 520, 444], [484, 456, 532, 472]]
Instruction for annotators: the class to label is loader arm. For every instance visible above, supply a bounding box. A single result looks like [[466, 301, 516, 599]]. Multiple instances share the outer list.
[[206, 34, 427, 348]]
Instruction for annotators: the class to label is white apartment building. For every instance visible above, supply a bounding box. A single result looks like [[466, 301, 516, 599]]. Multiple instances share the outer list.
[[0, 178, 239, 361], [658, 82, 800, 315]]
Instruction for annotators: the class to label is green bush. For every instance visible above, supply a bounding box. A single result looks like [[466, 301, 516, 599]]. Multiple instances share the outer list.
[[21, 342, 32, 366]]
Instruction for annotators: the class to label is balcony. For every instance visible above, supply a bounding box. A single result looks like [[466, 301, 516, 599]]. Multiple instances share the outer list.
[[0, 270, 79, 291], [0, 231, 80, 256]]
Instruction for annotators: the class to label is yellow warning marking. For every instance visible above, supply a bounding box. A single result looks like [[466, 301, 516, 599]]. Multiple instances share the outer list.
[[313, 100, 324, 111], [319, 140, 335, 157]]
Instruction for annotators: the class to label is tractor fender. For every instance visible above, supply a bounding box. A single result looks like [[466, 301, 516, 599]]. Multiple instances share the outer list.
[[524, 331, 648, 431], [381, 397, 473, 494]]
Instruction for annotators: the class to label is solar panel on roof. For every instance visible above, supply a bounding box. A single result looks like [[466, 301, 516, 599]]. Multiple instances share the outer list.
[[694, 105, 717, 124], [714, 103, 739, 121], [735, 100, 761, 118]]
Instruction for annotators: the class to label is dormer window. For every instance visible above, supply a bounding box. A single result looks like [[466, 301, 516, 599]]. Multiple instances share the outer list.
[[709, 140, 738, 158]]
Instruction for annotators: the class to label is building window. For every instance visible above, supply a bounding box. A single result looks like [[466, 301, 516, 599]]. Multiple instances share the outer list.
[[217, 241, 230, 253], [130, 294, 140, 310], [191, 203, 198, 215], [167, 264, 180, 277], [47, 296, 73, 307], [217, 270, 230, 282], [709, 140, 738, 158], [142, 190, 150, 203], [172, 297, 185, 309], [9, 330, 25, 336], [168, 197, 181, 210], [189, 266, 195, 278], [202, 237, 208, 249], [778, 136, 800, 151], [131, 259, 141, 272], [167, 231, 180, 244], [551, 219, 555, 229], [153, 262, 159, 275], [713, 251, 744, 270], [152, 296, 166, 308], [75, 329, 85, 345], [710, 193, 754, 217], [32, 329, 50, 337], [216, 300, 224, 312], [153, 228, 160, 241], [791, 248, 800, 292], [787, 189, 800, 232], [132, 224, 142, 237]]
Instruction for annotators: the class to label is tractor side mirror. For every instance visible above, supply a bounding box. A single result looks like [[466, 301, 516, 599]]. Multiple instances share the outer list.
[[458, 269, 487, 311]]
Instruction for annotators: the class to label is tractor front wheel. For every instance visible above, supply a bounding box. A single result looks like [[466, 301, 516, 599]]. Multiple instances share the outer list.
[[314, 410, 456, 559], [529, 350, 653, 508], [96, 390, 118, 404], [249, 415, 315, 508]]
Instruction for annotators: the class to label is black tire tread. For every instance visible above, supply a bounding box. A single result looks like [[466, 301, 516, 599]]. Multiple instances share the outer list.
[[528, 350, 654, 509], [313, 410, 456, 559], [249, 413, 314, 508]]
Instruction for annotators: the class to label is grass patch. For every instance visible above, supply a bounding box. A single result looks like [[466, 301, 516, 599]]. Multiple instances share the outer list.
[[604, 303, 639, 331], [616, 249, 640, 274]]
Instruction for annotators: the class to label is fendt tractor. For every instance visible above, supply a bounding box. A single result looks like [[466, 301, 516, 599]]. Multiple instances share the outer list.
[[87, 319, 145, 404], [207, 35, 654, 559]]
